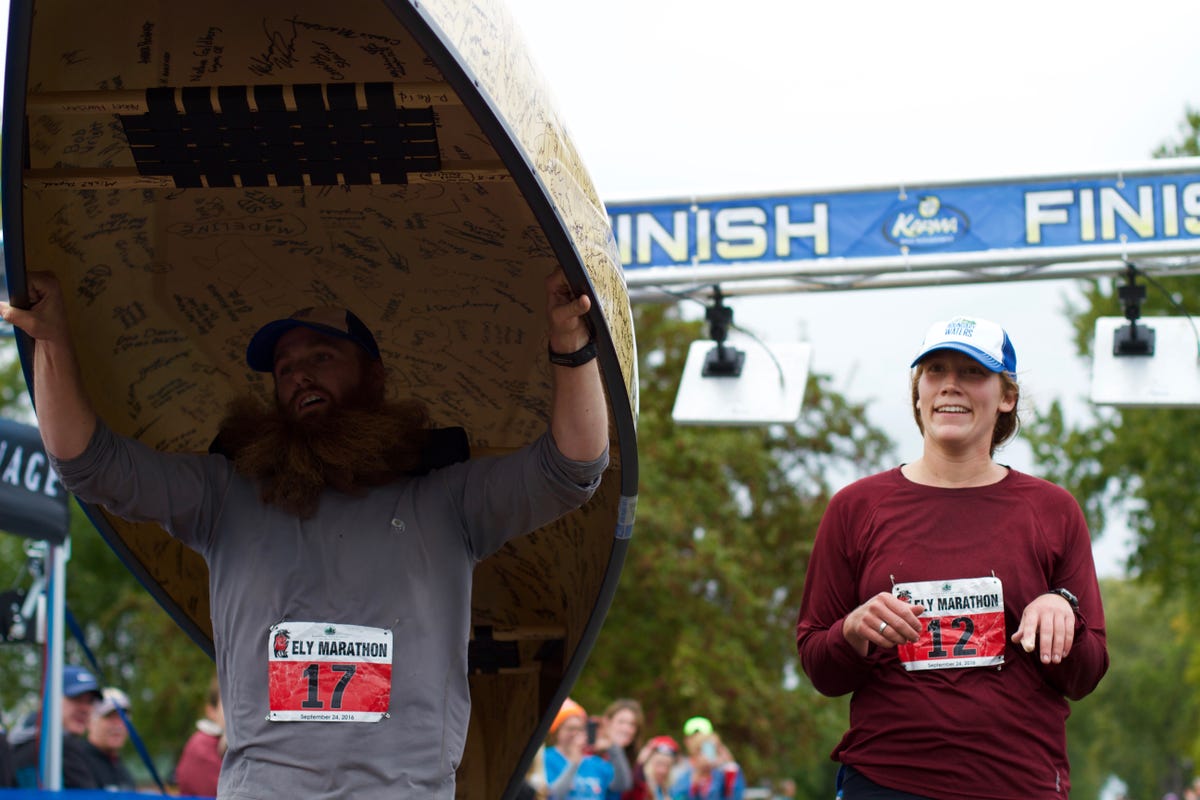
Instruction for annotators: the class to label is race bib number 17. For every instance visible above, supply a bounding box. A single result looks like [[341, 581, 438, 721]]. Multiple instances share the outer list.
[[268, 622, 392, 722], [892, 577, 1005, 671]]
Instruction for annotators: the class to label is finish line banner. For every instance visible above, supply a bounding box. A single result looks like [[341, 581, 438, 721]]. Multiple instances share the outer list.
[[607, 160, 1200, 275]]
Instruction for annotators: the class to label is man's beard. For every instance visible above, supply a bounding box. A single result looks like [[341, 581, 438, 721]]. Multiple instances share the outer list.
[[215, 394, 430, 519]]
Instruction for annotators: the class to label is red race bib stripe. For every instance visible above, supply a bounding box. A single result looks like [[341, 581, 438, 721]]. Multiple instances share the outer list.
[[267, 622, 393, 722], [893, 577, 1006, 672]]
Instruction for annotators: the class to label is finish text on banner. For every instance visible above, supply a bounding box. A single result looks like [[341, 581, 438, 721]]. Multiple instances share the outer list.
[[608, 162, 1200, 273]]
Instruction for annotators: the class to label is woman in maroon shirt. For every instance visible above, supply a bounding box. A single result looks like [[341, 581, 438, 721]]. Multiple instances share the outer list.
[[796, 316, 1108, 800]]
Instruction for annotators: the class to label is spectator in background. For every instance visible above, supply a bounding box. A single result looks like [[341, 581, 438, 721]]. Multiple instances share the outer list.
[[81, 687, 137, 791], [670, 717, 744, 800], [681, 716, 712, 746], [627, 735, 678, 800], [175, 675, 225, 796], [596, 698, 640, 800], [544, 698, 630, 799], [6, 712, 38, 754], [11, 664, 104, 788], [519, 745, 550, 800]]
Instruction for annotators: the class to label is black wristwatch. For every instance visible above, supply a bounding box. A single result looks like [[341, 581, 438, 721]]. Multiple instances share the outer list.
[[1048, 587, 1079, 611], [548, 340, 598, 367]]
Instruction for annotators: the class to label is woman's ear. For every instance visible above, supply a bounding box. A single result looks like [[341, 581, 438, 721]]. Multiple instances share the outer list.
[[998, 383, 1018, 413]]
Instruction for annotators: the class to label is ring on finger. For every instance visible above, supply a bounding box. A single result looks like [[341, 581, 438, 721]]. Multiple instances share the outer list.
[[878, 620, 888, 633]]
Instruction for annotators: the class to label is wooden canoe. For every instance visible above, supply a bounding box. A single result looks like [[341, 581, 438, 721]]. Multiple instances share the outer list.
[[1, 1, 638, 796]]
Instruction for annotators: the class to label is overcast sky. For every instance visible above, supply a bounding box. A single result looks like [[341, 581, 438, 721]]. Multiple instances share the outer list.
[[504, 0, 1200, 576]]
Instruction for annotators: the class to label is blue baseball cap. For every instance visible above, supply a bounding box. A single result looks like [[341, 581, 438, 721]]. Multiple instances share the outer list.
[[911, 316, 1017, 375], [62, 665, 102, 699], [246, 307, 381, 372]]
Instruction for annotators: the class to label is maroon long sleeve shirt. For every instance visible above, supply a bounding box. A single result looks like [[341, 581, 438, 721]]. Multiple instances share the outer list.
[[796, 468, 1108, 800]]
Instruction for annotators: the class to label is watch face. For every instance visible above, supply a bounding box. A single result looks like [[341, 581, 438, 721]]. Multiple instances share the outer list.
[[1054, 588, 1079, 607]]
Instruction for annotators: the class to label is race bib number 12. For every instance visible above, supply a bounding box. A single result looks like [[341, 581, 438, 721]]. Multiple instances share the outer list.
[[892, 577, 1005, 671], [268, 622, 392, 722]]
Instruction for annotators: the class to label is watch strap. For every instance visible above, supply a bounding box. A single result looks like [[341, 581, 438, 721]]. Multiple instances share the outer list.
[[548, 340, 598, 368], [1048, 587, 1079, 611]]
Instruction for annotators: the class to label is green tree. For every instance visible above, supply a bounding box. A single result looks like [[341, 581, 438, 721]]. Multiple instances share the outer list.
[[0, 344, 30, 415], [1066, 578, 1196, 800], [1154, 106, 1200, 158], [1025, 106, 1200, 792], [572, 303, 893, 793]]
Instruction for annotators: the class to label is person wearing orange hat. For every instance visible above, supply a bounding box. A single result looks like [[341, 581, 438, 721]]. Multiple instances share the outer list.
[[551, 699, 587, 738], [542, 698, 629, 799]]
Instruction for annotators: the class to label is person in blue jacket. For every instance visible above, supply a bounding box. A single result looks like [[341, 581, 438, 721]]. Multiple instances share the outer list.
[[544, 698, 631, 799], [670, 718, 744, 800]]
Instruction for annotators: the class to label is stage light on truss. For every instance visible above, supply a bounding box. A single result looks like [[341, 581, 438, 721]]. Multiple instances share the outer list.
[[1090, 316, 1200, 407], [671, 338, 812, 426]]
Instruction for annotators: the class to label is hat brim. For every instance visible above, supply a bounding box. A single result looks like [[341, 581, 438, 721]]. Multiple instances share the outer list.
[[246, 319, 364, 372], [911, 343, 1005, 373]]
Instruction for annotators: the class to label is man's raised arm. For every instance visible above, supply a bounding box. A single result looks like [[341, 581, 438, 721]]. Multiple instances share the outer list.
[[0, 271, 98, 459], [544, 268, 609, 462]]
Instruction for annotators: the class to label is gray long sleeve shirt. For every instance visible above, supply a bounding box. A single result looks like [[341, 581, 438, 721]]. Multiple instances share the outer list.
[[52, 421, 606, 799]]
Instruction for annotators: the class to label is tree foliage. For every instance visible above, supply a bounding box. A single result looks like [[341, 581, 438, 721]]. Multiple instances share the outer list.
[[1154, 106, 1200, 158], [1066, 579, 1198, 800], [571, 303, 893, 791], [0, 349, 30, 417], [1024, 106, 1200, 792]]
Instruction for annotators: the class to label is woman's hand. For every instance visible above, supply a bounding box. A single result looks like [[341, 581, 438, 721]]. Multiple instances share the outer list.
[[843, 591, 926, 657], [1012, 592, 1075, 665]]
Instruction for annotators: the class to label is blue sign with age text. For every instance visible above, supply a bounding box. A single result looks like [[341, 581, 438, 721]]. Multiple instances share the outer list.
[[0, 418, 69, 543]]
